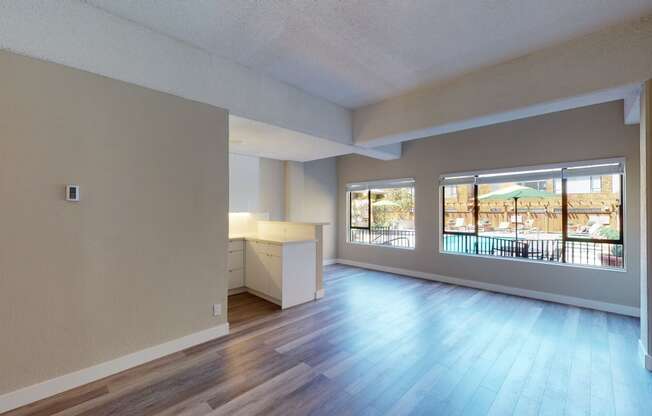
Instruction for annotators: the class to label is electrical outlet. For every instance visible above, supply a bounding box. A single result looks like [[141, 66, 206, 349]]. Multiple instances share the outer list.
[[212, 304, 222, 317]]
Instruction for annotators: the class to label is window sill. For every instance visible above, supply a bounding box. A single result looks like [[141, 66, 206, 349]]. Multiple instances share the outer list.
[[346, 241, 415, 251], [439, 250, 627, 273]]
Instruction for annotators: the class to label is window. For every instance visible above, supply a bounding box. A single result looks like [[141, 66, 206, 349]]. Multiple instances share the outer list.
[[567, 176, 604, 193], [347, 179, 415, 249], [440, 160, 624, 269], [443, 183, 475, 233], [444, 186, 457, 198], [591, 176, 602, 193], [350, 190, 369, 228], [517, 180, 549, 192]]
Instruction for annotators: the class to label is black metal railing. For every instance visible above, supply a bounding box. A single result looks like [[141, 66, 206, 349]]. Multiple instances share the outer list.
[[350, 227, 415, 248], [442, 233, 623, 268]]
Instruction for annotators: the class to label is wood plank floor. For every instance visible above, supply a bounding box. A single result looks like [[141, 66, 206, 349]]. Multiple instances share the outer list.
[[4, 265, 651, 416]]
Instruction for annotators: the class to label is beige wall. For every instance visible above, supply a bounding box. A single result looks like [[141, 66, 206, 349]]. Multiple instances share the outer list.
[[0, 50, 229, 394], [339, 101, 640, 308], [641, 80, 651, 360]]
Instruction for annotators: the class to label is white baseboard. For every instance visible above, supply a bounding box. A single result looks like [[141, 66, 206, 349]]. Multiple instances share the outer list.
[[315, 288, 325, 299], [245, 287, 282, 307], [228, 287, 248, 295], [323, 258, 337, 266], [640, 339, 652, 371], [0, 323, 230, 413], [335, 259, 640, 317]]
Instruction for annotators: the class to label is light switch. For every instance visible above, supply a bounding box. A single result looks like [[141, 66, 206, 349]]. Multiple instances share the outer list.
[[66, 185, 80, 202]]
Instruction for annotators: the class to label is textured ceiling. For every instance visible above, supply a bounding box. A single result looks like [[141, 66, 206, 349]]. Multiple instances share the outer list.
[[85, 0, 652, 108]]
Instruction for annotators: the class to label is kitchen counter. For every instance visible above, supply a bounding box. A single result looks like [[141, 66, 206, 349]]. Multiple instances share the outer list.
[[228, 234, 317, 309], [256, 220, 330, 226], [229, 234, 316, 245]]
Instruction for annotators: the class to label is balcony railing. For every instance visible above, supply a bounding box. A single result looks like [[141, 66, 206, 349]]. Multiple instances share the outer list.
[[442, 233, 623, 268], [350, 227, 415, 248]]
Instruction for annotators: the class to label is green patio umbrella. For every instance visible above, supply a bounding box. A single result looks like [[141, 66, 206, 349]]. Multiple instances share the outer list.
[[478, 185, 557, 239]]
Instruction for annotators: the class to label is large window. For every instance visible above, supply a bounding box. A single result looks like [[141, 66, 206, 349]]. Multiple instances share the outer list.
[[441, 160, 624, 269], [347, 179, 415, 249]]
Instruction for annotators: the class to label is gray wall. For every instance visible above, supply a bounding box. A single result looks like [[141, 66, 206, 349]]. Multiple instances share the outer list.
[[259, 157, 286, 220], [285, 158, 338, 261], [304, 158, 338, 261], [338, 101, 640, 309]]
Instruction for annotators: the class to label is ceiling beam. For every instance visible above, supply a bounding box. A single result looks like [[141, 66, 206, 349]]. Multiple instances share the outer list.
[[0, 1, 647, 161], [354, 15, 652, 147], [0, 0, 352, 147], [625, 89, 642, 125]]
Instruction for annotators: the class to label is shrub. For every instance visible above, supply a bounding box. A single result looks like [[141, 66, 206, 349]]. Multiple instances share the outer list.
[[597, 226, 622, 257]]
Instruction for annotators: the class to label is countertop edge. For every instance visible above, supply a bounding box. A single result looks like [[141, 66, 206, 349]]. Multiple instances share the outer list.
[[229, 235, 317, 245]]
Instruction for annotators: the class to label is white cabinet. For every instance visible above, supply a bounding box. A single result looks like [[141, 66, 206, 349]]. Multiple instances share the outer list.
[[244, 240, 267, 293], [228, 269, 244, 289], [245, 239, 316, 309], [229, 239, 244, 251], [227, 238, 245, 289], [228, 250, 243, 269], [267, 254, 283, 300]]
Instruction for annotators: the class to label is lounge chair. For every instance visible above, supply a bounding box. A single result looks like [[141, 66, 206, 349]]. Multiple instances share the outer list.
[[496, 221, 510, 232], [588, 222, 603, 238], [523, 219, 537, 234]]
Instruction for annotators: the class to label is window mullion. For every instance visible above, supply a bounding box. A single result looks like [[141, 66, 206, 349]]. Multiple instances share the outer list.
[[561, 169, 568, 263], [367, 189, 372, 244], [473, 182, 479, 254], [619, 173, 624, 245]]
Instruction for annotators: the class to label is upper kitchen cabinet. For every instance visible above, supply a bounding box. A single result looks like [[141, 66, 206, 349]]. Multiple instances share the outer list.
[[229, 153, 260, 212]]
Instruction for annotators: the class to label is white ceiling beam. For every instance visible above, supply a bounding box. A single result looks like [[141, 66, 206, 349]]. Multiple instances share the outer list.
[[354, 143, 402, 160], [0, 1, 647, 161], [625, 89, 642, 125], [354, 15, 652, 146], [229, 115, 401, 162], [0, 0, 352, 147], [0, 1, 404, 162]]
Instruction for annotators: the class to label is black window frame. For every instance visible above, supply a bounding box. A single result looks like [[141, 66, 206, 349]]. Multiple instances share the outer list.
[[441, 165, 624, 268], [349, 189, 372, 232], [442, 183, 477, 236], [346, 180, 416, 249]]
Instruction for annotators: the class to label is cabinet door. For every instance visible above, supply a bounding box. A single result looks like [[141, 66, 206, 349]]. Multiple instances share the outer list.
[[280, 242, 316, 309], [266, 254, 283, 300], [227, 250, 244, 271], [228, 239, 244, 251], [245, 241, 267, 294], [228, 269, 244, 289]]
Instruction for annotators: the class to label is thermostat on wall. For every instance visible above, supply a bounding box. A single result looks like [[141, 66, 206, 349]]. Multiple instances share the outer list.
[[66, 185, 80, 202]]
